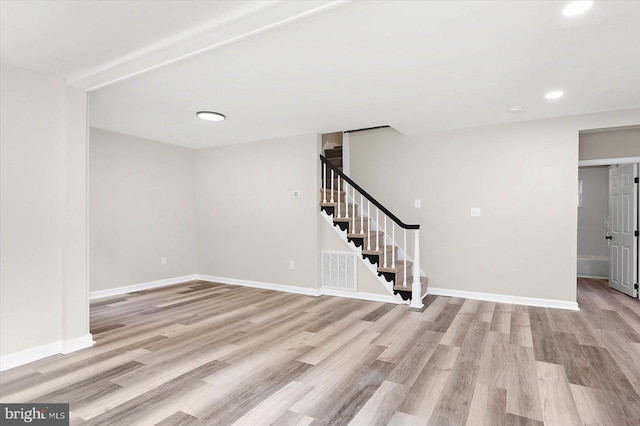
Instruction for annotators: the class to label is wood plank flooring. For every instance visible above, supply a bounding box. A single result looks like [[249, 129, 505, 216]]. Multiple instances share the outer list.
[[1, 277, 639, 425]]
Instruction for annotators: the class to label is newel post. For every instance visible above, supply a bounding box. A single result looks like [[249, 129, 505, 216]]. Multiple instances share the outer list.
[[410, 230, 423, 309]]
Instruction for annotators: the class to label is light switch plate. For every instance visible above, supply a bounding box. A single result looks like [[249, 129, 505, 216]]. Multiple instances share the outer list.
[[293, 190, 300, 199], [414, 199, 421, 208], [470, 208, 481, 217]]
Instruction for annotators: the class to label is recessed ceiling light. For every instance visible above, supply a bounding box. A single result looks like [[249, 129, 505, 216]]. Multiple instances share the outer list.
[[196, 111, 226, 121], [562, 1, 594, 17], [545, 90, 564, 100], [510, 106, 524, 113]]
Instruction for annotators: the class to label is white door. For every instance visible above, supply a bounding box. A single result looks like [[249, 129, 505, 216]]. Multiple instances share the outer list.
[[608, 163, 638, 297]]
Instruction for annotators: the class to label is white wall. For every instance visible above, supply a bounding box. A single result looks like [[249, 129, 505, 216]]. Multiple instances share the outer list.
[[91, 128, 394, 298], [577, 167, 609, 257], [90, 128, 197, 292], [196, 134, 321, 289], [350, 109, 640, 304], [1, 63, 89, 358]]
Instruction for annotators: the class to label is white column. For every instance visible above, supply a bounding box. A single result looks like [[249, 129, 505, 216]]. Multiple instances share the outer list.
[[383, 216, 387, 268], [330, 170, 334, 203], [391, 222, 396, 269], [376, 208, 380, 251], [403, 229, 407, 287], [344, 182, 349, 219], [367, 200, 371, 250], [323, 163, 327, 203], [352, 187, 356, 233], [337, 176, 341, 218], [360, 194, 364, 234], [410, 230, 423, 309]]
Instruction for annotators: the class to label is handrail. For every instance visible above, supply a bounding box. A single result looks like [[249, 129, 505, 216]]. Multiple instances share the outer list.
[[320, 154, 420, 230]]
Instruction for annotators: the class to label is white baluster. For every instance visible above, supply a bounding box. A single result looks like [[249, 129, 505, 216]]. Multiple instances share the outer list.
[[322, 163, 327, 203], [376, 208, 379, 251], [403, 229, 407, 287], [410, 230, 423, 309], [367, 201, 371, 250], [344, 181, 349, 219], [337, 176, 341, 218], [392, 222, 396, 269], [352, 187, 356, 233], [360, 194, 364, 234], [383, 216, 387, 268], [330, 170, 334, 203]]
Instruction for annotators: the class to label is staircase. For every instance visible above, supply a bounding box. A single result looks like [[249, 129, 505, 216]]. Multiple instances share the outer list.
[[324, 145, 343, 170], [319, 154, 428, 307]]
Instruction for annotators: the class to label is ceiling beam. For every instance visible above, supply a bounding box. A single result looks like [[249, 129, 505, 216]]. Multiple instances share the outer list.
[[67, 0, 348, 91]]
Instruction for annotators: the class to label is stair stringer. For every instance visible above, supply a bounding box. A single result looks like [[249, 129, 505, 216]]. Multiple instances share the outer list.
[[320, 210, 407, 304]]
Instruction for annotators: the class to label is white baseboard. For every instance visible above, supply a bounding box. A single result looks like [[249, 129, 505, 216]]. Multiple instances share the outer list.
[[0, 341, 61, 372], [92, 272, 401, 304], [90, 274, 199, 299], [61, 333, 95, 354], [320, 288, 403, 304], [577, 274, 608, 280], [196, 275, 322, 296], [0, 333, 95, 372], [428, 287, 580, 311], [197, 275, 410, 304]]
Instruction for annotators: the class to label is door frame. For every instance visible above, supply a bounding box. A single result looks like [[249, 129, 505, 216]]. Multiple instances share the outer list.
[[579, 157, 640, 167], [578, 156, 640, 299]]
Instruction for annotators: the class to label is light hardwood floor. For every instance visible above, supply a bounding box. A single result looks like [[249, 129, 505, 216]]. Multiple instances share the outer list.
[[1, 278, 639, 425]]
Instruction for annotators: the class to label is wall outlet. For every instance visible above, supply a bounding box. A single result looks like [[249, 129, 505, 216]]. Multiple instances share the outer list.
[[293, 190, 300, 199], [160, 257, 167, 265], [288, 260, 295, 270], [470, 208, 481, 217]]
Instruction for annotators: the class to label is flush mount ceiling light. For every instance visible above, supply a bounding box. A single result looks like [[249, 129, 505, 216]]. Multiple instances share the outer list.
[[196, 111, 226, 121], [545, 90, 564, 100], [562, 1, 594, 16]]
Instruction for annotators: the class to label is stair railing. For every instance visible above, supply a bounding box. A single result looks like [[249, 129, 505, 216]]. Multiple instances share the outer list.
[[320, 154, 423, 308]]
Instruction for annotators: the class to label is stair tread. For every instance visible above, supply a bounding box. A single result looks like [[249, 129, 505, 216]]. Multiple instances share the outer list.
[[362, 245, 396, 255], [363, 231, 384, 236], [340, 215, 369, 225], [325, 147, 343, 158], [393, 276, 429, 291], [319, 189, 346, 197], [320, 201, 345, 207], [347, 233, 369, 238], [351, 231, 384, 240], [378, 260, 413, 273], [334, 216, 358, 223]]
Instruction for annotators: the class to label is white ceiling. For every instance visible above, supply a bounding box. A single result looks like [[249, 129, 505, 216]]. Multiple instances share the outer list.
[[0, 0, 279, 80], [2, 1, 640, 148]]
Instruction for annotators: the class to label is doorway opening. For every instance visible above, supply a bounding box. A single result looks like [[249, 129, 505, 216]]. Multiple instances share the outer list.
[[577, 126, 640, 299]]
